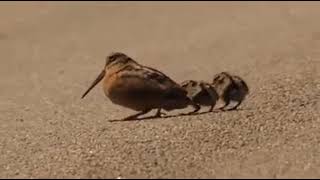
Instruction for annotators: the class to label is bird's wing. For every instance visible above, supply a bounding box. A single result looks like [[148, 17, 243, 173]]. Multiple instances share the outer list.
[[232, 75, 249, 93], [117, 65, 187, 98]]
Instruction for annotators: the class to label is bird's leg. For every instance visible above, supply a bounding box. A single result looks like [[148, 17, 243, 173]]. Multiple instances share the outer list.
[[199, 82, 217, 112], [209, 104, 214, 112], [219, 96, 230, 111], [123, 109, 152, 120], [227, 100, 242, 111], [154, 108, 166, 117], [187, 103, 200, 114]]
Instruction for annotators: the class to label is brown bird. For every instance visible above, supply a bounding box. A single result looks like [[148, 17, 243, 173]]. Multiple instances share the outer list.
[[212, 72, 249, 111], [81, 52, 200, 120], [180, 80, 219, 112]]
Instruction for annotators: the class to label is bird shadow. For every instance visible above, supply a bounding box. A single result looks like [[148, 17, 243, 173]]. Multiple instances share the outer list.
[[108, 108, 247, 123]]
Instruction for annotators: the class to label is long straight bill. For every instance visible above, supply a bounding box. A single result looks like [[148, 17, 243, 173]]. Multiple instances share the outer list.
[[81, 70, 105, 99]]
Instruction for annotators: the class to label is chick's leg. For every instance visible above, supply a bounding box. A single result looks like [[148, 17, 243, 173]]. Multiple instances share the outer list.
[[154, 108, 166, 117]]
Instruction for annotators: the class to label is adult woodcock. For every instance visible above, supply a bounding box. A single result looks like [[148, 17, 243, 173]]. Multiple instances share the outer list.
[[81, 52, 200, 120]]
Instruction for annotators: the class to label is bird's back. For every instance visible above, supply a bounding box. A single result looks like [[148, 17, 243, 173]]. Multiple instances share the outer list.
[[232, 75, 249, 94]]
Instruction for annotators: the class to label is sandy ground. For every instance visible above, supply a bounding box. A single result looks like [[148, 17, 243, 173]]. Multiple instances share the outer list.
[[0, 1, 319, 178]]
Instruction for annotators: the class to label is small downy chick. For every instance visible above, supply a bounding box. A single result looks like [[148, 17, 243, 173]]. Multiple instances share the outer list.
[[212, 72, 249, 111], [180, 80, 219, 112]]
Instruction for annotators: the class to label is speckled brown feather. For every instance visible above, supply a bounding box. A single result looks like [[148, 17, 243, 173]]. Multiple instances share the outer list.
[[212, 72, 249, 110], [82, 52, 199, 120], [180, 80, 219, 112]]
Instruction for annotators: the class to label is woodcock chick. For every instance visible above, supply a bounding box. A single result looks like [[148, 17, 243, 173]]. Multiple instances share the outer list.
[[212, 72, 249, 111], [81, 52, 200, 120], [180, 80, 219, 112]]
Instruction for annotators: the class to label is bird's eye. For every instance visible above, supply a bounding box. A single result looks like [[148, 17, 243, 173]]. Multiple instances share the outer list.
[[105, 56, 116, 66], [213, 76, 221, 83]]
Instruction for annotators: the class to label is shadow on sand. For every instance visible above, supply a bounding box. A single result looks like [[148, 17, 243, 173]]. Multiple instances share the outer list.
[[108, 108, 247, 122]]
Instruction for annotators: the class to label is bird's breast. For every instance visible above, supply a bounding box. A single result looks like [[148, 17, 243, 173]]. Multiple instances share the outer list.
[[102, 73, 121, 97]]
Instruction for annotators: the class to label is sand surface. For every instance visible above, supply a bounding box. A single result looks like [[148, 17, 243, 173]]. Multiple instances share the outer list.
[[0, 2, 319, 178]]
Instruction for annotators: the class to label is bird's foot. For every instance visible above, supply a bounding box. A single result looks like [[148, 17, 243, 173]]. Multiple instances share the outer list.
[[154, 109, 166, 118]]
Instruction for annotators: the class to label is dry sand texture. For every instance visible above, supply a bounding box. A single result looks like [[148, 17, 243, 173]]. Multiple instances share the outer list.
[[0, 1, 319, 178]]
